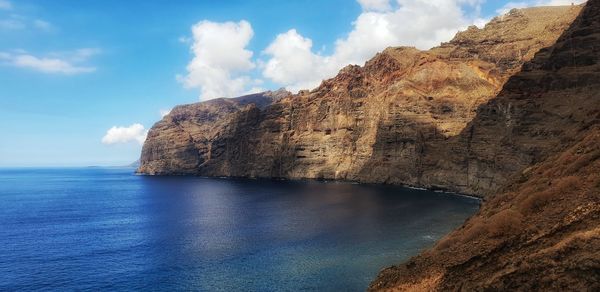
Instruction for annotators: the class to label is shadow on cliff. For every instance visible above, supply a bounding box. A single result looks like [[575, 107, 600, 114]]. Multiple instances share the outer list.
[[370, 1, 600, 290], [358, 2, 598, 195], [355, 113, 447, 186]]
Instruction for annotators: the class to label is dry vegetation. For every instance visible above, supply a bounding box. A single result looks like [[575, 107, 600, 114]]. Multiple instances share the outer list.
[[372, 126, 600, 291], [370, 1, 600, 289]]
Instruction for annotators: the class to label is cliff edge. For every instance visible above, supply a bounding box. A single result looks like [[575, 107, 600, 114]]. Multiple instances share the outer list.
[[137, 1, 600, 289], [370, 0, 600, 290], [138, 5, 583, 197]]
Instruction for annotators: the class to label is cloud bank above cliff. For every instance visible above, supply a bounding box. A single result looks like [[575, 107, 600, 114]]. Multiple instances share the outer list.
[[262, 0, 486, 92], [181, 0, 486, 100], [177, 20, 262, 100]]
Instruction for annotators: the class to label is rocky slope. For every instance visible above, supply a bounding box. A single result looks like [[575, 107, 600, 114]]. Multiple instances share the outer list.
[[138, 5, 582, 197], [370, 0, 600, 290], [371, 128, 599, 291]]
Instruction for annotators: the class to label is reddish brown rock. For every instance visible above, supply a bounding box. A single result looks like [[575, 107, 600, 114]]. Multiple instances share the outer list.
[[138, 89, 290, 175], [137, 2, 600, 290], [370, 0, 600, 290], [138, 5, 583, 197]]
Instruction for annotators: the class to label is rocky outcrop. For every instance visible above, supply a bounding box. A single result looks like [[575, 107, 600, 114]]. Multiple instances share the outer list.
[[371, 128, 600, 290], [370, 0, 600, 290], [138, 5, 583, 197], [138, 89, 290, 175]]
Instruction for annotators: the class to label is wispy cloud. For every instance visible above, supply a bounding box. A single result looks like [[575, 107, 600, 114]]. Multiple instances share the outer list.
[[0, 2, 99, 75], [32, 19, 52, 31], [12, 54, 95, 74], [178, 36, 191, 44], [0, 17, 24, 30], [0, 13, 27, 30], [0, 49, 99, 74], [102, 124, 148, 145], [67, 48, 102, 62], [0, 2, 54, 32], [0, 15, 54, 31], [0, 0, 11, 10]]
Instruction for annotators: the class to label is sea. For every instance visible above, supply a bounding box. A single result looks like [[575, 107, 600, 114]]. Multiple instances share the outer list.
[[0, 167, 479, 291]]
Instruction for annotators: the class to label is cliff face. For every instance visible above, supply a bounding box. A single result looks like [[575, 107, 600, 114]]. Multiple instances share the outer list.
[[138, 5, 582, 197], [371, 128, 600, 291], [137, 2, 600, 289], [370, 0, 600, 290], [139, 89, 290, 174]]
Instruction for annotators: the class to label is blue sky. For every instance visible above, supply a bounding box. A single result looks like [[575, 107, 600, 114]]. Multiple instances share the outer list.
[[0, 0, 579, 166]]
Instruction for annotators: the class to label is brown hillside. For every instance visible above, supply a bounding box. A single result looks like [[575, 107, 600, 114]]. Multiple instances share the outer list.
[[370, 0, 600, 289], [138, 4, 582, 197]]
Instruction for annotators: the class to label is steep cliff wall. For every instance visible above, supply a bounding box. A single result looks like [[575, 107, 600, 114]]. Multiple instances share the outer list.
[[137, 2, 599, 289], [138, 5, 583, 197], [139, 89, 289, 174], [370, 0, 600, 289]]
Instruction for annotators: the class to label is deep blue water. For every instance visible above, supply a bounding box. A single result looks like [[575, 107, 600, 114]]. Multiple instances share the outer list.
[[0, 167, 479, 291]]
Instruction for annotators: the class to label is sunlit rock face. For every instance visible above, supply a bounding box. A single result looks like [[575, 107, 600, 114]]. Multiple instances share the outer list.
[[138, 5, 583, 197]]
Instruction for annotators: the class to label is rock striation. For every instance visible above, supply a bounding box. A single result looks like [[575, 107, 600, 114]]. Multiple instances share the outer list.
[[138, 2, 600, 289], [139, 89, 290, 175], [370, 0, 600, 290], [138, 5, 583, 197]]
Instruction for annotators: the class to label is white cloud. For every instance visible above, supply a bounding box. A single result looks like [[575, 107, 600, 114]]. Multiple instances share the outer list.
[[0, 15, 54, 31], [69, 48, 102, 62], [0, 2, 56, 31], [262, 29, 329, 92], [159, 108, 171, 118], [0, 50, 98, 74], [179, 20, 260, 100], [13, 55, 94, 74], [102, 124, 148, 145], [0, 0, 11, 10], [357, 0, 392, 11], [178, 36, 191, 44], [262, 0, 485, 91], [181, 0, 578, 96]]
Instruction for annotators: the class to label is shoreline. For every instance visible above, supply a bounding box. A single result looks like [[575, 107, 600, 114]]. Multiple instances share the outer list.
[[135, 170, 484, 203]]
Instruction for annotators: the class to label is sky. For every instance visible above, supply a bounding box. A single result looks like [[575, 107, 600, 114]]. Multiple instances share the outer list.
[[0, 0, 583, 167]]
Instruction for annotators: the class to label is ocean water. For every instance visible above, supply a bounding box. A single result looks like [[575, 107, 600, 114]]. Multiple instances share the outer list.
[[0, 167, 479, 291]]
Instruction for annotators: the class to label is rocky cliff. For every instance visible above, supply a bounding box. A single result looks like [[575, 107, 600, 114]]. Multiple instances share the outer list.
[[370, 0, 600, 290], [138, 5, 583, 197], [138, 1, 600, 289], [139, 89, 290, 174]]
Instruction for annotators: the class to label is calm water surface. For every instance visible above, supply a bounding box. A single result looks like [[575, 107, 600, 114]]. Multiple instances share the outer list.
[[0, 168, 479, 291]]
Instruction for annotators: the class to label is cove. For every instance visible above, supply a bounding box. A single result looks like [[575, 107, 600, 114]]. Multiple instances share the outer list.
[[0, 167, 479, 291]]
